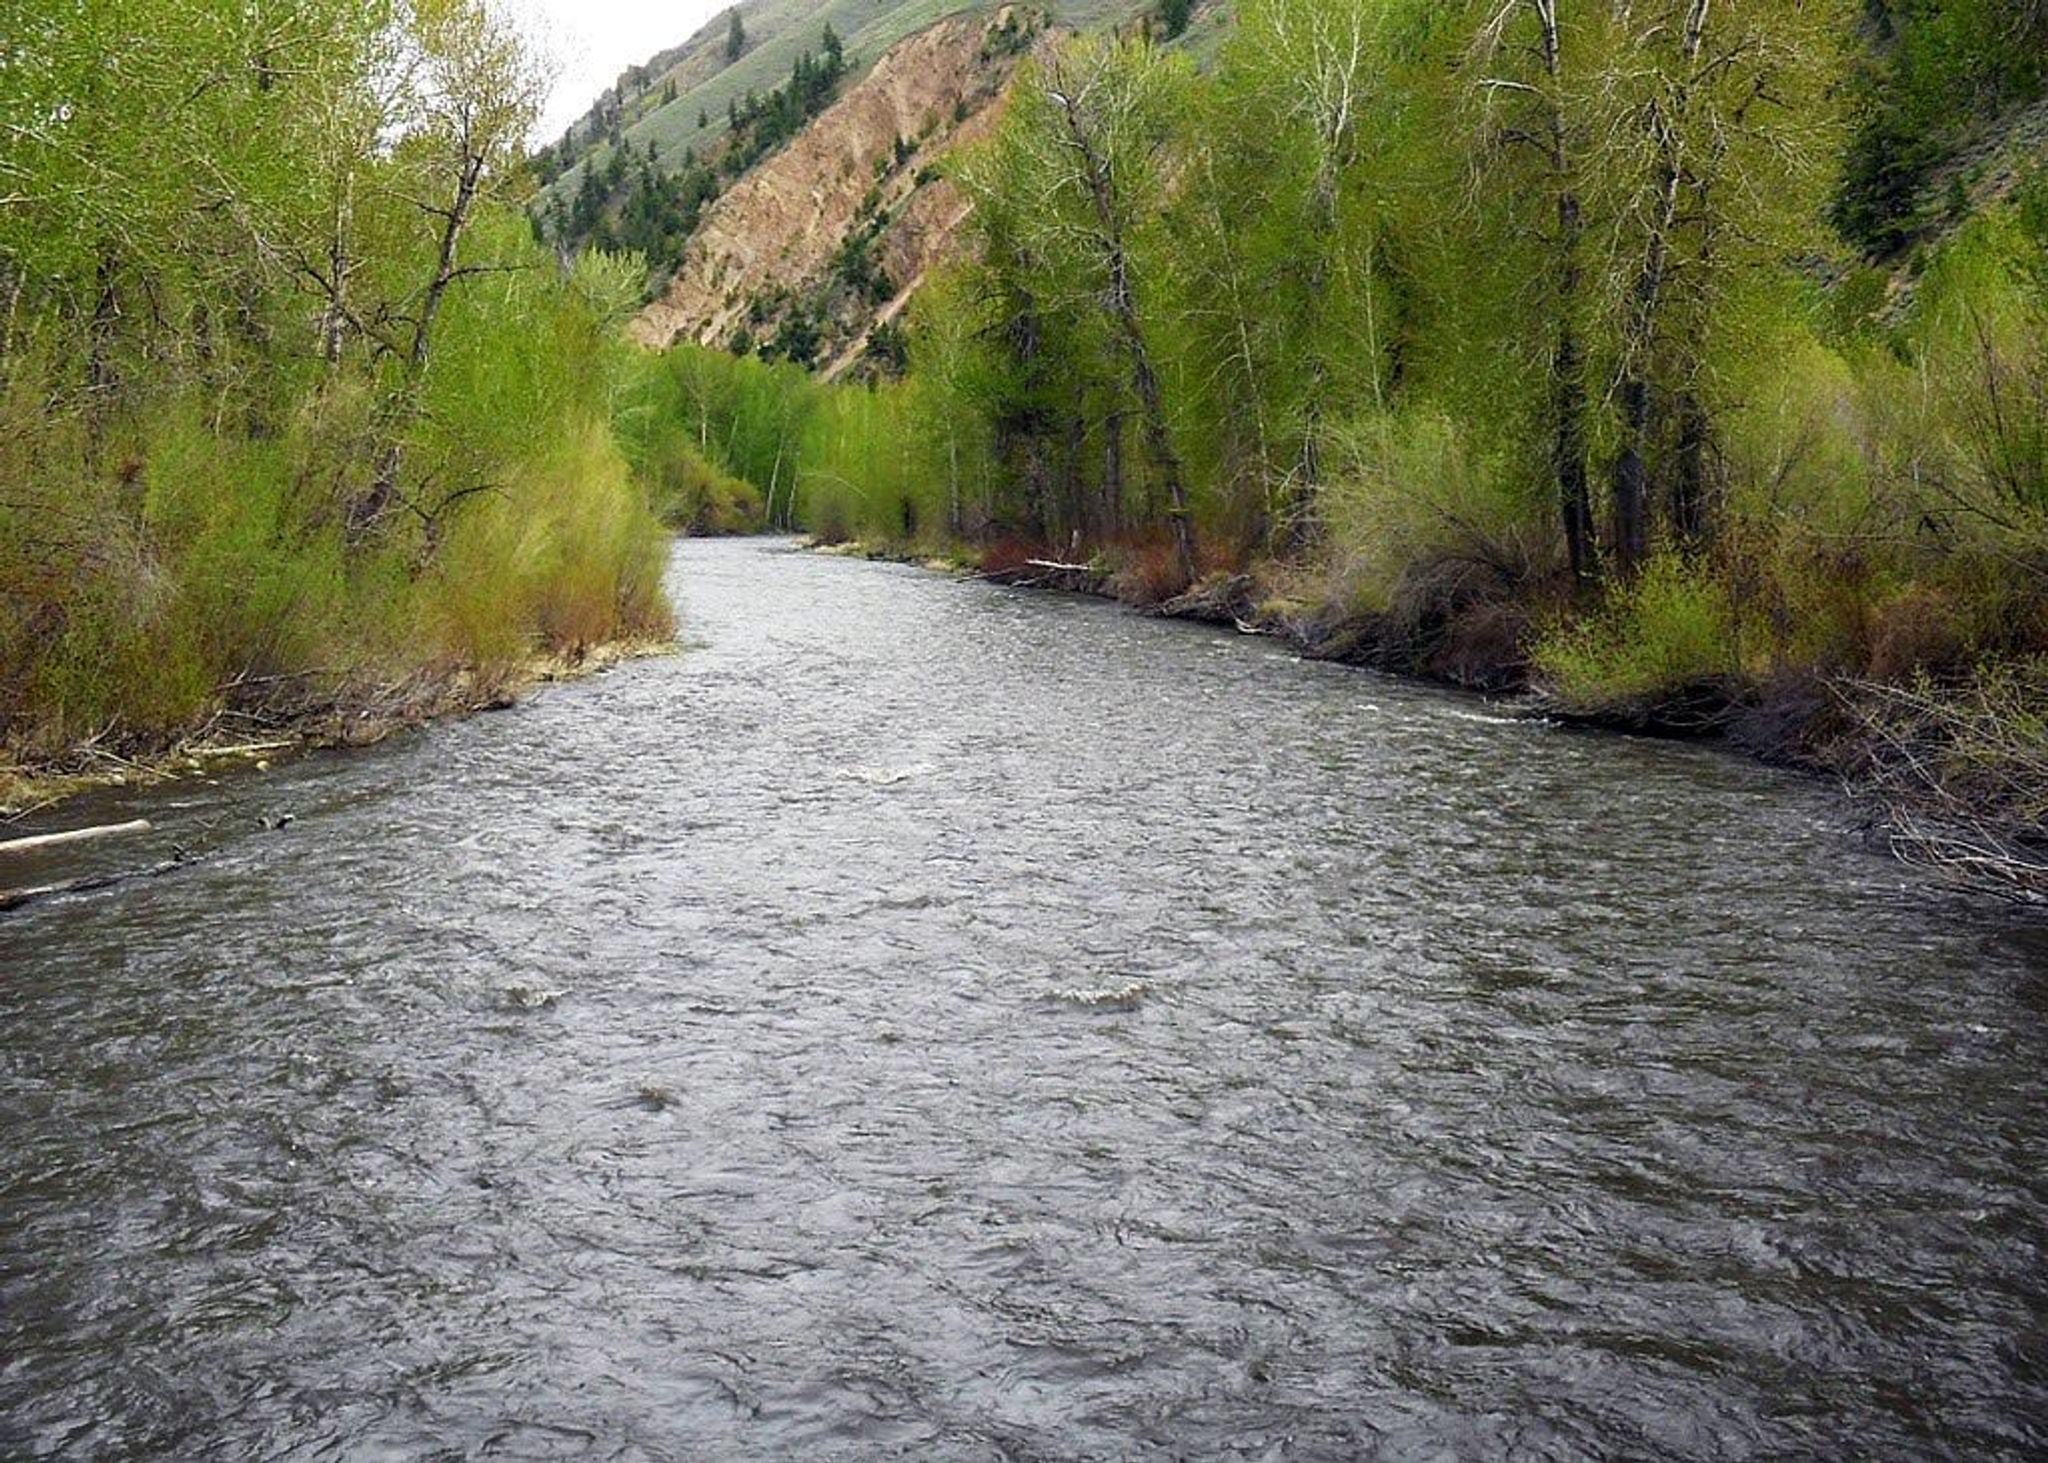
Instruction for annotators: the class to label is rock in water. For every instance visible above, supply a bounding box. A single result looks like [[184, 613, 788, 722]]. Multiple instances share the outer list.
[[1046, 980, 1149, 1011]]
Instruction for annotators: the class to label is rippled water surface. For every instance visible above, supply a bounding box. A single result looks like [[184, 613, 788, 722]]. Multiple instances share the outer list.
[[4, 539, 2046, 1458]]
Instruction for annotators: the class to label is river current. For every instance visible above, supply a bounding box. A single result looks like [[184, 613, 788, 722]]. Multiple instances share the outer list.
[[2, 538, 2044, 1458]]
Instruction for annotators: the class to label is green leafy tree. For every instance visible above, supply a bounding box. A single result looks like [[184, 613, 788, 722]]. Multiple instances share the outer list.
[[961, 38, 1200, 583], [0, 0, 669, 756]]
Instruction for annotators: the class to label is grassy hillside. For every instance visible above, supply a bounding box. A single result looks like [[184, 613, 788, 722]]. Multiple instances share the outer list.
[[535, 1, 1161, 217]]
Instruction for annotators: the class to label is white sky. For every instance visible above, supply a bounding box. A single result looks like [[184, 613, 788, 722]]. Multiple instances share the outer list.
[[506, 0, 731, 142]]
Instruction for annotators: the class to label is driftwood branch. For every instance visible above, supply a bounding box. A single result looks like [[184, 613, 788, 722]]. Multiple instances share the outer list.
[[0, 818, 151, 857], [1837, 673, 2048, 905]]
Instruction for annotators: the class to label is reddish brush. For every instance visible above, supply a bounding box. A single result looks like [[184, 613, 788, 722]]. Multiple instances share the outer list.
[[978, 536, 1053, 576], [1110, 539, 1187, 605], [1867, 585, 1968, 679]]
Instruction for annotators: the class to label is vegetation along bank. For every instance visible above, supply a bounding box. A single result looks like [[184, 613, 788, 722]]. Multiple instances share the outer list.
[[0, 1, 674, 808], [622, 0, 2048, 903]]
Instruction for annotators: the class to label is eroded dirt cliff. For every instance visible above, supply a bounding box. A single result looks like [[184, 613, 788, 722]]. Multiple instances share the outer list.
[[630, 8, 1056, 374]]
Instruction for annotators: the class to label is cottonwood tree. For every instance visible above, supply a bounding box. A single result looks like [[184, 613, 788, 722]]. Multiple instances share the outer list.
[[1468, 0, 1616, 580], [1179, 0, 1412, 550], [961, 38, 1200, 584], [1599, 0, 1848, 567], [1467, 0, 1846, 574], [349, 0, 549, 536], [0, 0, 388, 400]]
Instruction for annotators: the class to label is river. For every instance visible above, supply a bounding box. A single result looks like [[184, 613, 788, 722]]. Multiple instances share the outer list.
[[2, 537, 2044, 1457]]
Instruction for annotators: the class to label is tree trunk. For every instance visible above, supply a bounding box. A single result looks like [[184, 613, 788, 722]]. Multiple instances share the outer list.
[[1608, 0, 1709, 575], [360, 144, 485, 544], [321, 172, 355, 367], [1126, 316, 1197, 589], [1670, 158, 1722, 546], [1282, 159, 1343, 556], [1023, 432, 1050, 545], [1056, 89, 1197, 588], [1612, 157, 1672, 573], [1672, 388, 1710, 542], [1613, 371, 1653, 569], [1536, 0, 1595, 582], [1102, 407, 1124, 539], [1063, 410, 1086, 547], [412, 151, 484, 379], [764, 441, 785, 529], [1555, 314, 1595, 578]]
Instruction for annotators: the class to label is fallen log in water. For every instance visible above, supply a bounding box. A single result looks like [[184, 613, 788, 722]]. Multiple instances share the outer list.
[[0, 852, 195, 912], [0, 819, 151, 857], [979, 558, 1109, 593]]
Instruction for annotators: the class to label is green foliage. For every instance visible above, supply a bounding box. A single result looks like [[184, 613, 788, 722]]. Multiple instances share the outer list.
[[1319, 412, 1548, 613], [1536, 555, 1746, 704], [605, 0, 2046, 729], [795, 378, 957, 544], [0, 0, 671, 762], [1832, 0, 2048, 255], [621, 343, 819, 525]]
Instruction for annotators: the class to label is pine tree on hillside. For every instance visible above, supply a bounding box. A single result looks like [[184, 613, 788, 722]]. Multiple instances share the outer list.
[[726, 9, 746, 62]]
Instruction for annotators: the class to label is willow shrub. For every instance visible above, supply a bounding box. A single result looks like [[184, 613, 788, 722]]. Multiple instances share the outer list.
[[646, 435, 768, 534], [0, 247, 671, 761], [795, 381, 951, 546], [1535, 554, 1748, 706], [1318, 409, 1552, 616]]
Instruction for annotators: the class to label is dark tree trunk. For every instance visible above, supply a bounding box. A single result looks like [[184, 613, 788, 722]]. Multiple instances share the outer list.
[[1057, 85, 1198, 590], [1123, 304, 1196, 587], [412, 151, 484, 379], [357, 145, 485, 545], [1607, 0, 1708, 575], [1613, 373, 1653, 569], [1102, 407, 1125, 539], [1671, 389, 1710, 542], [1536, 0, 1594, 582], [1555, 319, 1595, 579], [1063, 410, 1086, 547]]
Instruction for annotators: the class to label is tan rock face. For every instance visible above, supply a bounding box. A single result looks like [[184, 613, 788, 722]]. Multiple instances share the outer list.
[[629, 9, 1049, 360]]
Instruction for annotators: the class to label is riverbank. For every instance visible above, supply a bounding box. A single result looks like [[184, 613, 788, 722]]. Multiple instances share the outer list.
[[816, 535, 1812, 740], [815, 535, 2047, 906], [0, 638, 673, 821]]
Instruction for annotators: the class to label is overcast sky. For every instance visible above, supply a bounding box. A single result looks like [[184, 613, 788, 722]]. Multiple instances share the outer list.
[[507, 0, 731, 141]]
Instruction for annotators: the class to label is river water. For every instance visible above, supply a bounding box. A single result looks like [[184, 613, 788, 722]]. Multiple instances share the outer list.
[[2, 538, 2044, 1458]]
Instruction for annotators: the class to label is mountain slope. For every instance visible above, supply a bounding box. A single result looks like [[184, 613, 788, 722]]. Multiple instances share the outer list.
[[542, 0, 1230, 373], [628, 8, 1054, 370], [536, 0, 1151, 215]]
